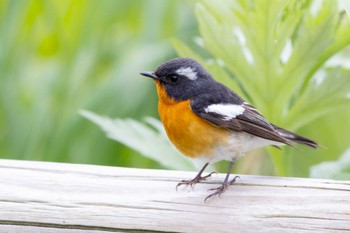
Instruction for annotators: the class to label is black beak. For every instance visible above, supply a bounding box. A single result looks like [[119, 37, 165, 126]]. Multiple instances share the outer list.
[[140, 71, 158, 80]]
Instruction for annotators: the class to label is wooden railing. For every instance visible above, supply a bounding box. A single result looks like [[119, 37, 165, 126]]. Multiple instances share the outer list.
[[0, 159, 349, 232]]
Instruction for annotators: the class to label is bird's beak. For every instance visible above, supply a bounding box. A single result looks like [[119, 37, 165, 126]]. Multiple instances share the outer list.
[[140, 71, 158, 80]]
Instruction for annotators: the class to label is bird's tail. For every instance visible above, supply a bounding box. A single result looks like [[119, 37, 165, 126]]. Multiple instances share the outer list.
[[273, 125, 319, 149]]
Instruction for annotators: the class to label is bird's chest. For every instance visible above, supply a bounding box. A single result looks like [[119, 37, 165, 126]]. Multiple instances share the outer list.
[[158, 99, 229, 158]]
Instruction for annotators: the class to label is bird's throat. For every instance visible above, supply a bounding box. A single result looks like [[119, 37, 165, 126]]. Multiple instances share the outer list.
[[155, 80, 177, 105]]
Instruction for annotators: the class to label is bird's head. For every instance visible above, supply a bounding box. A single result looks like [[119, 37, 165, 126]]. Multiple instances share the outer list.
[[141, 58, 214, 101]]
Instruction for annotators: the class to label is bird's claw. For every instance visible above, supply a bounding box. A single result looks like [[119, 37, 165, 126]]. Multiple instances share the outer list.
[[204, 175, 240, 202], [176, 171, 216, 191], [205, 185, 227, 202]]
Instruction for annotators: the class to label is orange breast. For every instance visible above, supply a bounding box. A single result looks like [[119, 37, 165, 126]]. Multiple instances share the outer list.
[[155, 81, 229, 158]]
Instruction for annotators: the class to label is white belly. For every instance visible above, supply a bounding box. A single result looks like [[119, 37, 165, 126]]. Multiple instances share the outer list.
[[198, 132, 282, 164]]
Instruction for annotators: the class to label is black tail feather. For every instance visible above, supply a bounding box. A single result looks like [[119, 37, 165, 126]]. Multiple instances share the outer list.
[[272, 125, 319, 149]]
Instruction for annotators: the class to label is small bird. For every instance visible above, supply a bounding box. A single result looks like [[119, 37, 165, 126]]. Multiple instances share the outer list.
[[141, 58, 318, 201]]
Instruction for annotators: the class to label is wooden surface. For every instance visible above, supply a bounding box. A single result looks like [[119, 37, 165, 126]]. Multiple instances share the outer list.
[[0, 159, 349, 233]]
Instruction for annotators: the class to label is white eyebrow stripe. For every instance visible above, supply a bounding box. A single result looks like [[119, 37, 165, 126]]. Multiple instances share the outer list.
[[176, 67, 198, 80], [205, 104, 245, 121]]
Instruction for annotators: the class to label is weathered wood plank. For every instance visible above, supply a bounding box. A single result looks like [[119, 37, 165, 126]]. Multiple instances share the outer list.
[[0, 159, 349, 233]]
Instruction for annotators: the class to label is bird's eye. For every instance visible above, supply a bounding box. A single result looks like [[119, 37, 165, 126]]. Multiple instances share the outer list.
[[169, 75, 179, 83]]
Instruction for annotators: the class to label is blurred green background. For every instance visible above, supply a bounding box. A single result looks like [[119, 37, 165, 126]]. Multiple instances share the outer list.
[[0, 0, 197, 168], [1, 0, 350, 179]]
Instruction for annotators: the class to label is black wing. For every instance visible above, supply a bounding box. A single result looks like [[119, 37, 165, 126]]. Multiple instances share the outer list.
[[190, 94, 293, 146]]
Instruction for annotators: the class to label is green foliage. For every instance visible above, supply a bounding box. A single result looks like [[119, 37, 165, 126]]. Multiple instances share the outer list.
[[173, 0, 350, 176], [0, 0, 196, 167], [3, 0, 350, 179]]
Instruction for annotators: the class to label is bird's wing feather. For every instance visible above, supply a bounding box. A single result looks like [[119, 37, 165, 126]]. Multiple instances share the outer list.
[[190, 95, 292, 145]]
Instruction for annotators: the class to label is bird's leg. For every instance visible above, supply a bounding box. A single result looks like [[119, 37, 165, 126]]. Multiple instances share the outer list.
[[176, 163, 215, 190], [205, 159, 239, 202]]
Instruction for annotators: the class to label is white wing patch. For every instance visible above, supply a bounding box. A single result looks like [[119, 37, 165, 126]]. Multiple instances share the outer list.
[[205, 104, 245, 121], [176, 67, 198, 80]]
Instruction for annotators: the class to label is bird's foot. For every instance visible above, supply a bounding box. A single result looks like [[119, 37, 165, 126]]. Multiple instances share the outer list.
[[176, 172, 216, 190], [204, 175, 240, 202]]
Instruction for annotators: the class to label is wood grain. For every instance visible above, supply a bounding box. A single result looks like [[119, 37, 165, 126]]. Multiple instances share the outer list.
[[0, 159, 349, 233]]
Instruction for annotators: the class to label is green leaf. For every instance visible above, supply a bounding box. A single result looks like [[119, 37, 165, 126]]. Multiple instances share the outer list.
[[80, 110, 196, 171], [175, 0, 350, 176]]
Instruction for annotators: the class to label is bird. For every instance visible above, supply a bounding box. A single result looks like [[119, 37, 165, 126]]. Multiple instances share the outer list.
[[140, 58, 318, 201]]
